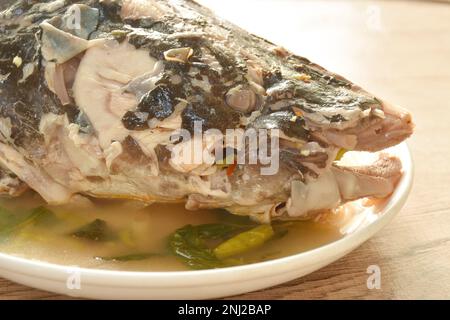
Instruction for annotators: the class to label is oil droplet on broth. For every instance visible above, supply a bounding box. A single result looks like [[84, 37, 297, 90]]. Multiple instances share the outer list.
[[0, 193, 344, 271]]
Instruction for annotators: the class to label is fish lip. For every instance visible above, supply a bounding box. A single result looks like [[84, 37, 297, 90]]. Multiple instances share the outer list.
[[353, 122, 414, 152], [349, 101, 414, 152]]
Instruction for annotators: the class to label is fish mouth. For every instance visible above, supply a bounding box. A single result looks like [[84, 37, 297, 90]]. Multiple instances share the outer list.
[[311, 101, 414, 153], [254, 152, 404, 221], [351, 102, 414, 152], [269, 101, 412, 220]]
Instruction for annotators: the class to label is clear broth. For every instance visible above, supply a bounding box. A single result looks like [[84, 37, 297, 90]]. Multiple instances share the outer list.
[[0, 192, 344, 271]]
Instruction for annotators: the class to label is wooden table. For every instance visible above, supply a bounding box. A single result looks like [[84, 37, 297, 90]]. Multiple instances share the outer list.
[[1, 0, 449, 300]]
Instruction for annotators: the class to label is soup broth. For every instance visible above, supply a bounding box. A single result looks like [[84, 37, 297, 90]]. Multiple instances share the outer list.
[[0, 192, 344, 271]]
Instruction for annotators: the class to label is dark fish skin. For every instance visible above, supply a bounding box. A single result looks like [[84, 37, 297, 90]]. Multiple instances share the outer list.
[[0, 0, 413, 220], [249, 111, 310, 141]]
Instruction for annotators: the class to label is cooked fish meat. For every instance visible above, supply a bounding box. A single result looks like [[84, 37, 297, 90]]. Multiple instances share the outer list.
[[0, 0, 413, 221]]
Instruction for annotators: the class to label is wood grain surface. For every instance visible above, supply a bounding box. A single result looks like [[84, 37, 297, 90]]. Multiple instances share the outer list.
[[1, 0, 449, 300]]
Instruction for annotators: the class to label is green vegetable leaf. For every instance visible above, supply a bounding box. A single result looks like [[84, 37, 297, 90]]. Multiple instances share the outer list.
[[71, 219, 117, 242], [213, 225, 274, 260], [0, 206, 53, 239], [169, 223, 279, 269], [168, 223, 245, 270]]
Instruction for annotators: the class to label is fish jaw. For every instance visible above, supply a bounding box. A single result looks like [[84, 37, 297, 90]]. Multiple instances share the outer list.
[[331, 152, 403, 201], [344, 101, 414, 152], [368, 102, 414, 151], [282, 153, 403, 219]]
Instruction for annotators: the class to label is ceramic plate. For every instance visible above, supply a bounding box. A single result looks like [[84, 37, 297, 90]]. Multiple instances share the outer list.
[[0, 143, 413, 299]]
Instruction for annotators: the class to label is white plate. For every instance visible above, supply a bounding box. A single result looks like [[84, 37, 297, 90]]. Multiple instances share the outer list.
[[0, 143, 413, 299]]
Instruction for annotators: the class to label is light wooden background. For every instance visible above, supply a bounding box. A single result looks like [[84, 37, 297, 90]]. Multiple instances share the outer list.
[[1, 0, 449, 299]]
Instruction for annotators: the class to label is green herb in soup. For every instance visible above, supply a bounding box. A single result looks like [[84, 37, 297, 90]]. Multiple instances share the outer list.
[[71, 219, 117, 242], [213, 225, 275, 260], [168, 224, 246, 269], [0, 206, 53, 240]]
